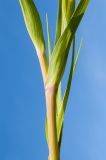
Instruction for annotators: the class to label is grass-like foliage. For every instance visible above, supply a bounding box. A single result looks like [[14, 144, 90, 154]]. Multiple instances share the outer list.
[[19, 0, 89, 160]]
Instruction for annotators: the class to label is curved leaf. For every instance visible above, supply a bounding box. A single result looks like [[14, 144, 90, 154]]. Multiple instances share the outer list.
[[19, 0, 46, 55]]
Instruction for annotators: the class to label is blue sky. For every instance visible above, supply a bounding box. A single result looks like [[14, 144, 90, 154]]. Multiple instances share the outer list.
[[0, 0, 106, 160]]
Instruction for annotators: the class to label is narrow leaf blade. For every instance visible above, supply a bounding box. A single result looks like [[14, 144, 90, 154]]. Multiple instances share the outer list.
[[73, 39, 83, 74], [58, 39, 83, 147], [57, 36, 75, 145], [46, 14, 51, 62], [55, 0, 62, 44]]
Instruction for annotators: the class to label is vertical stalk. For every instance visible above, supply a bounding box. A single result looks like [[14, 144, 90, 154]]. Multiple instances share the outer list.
[[36, 49, 48, 84], [45, 85, 60, 160]]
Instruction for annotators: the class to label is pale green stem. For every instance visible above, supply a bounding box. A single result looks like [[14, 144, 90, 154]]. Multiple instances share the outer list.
[[45, 85, 60, 160], [37, 49, 48, 84]]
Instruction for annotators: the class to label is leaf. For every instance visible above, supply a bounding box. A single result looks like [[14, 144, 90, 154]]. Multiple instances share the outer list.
[[62, 0, 75, 22], [61, 0, 75, 33], [46, 0, 89, 87], [57, 37, 83, 147], [19, 0, 46, 55], [55, 0, 75, 44], [46, 14, 51, 62], [55, 0, 62, 44], [73, 38, 83, 74], [57, 36, 75, 145]]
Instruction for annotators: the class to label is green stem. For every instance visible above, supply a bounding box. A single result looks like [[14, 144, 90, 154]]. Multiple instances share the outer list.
[[45, 85, 60, 160]]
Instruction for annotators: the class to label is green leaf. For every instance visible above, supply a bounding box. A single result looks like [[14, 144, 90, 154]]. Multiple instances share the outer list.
[[57, 36, 75, 145], [46, 14, 51, 62], [57, 38, 83, 147], [61, 0, 75, 33], [55, 0, 62, 44], [73, 38, 83, 74], [19, 0, 46, 55], [46, 0, 89, 87], [55, 0, 75, 44], [62, 0, 75, 22]]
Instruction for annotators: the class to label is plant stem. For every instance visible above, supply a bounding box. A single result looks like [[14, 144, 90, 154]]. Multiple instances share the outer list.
[[36, 49, 48, 84], [45, 85, 60, 160]]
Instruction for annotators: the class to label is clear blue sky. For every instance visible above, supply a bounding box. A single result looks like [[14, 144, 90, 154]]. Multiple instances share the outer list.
[[0, 0, 106, 160]]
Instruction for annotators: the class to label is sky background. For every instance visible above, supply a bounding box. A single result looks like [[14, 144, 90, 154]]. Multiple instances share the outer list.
[[0, 0, 106, 160]]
